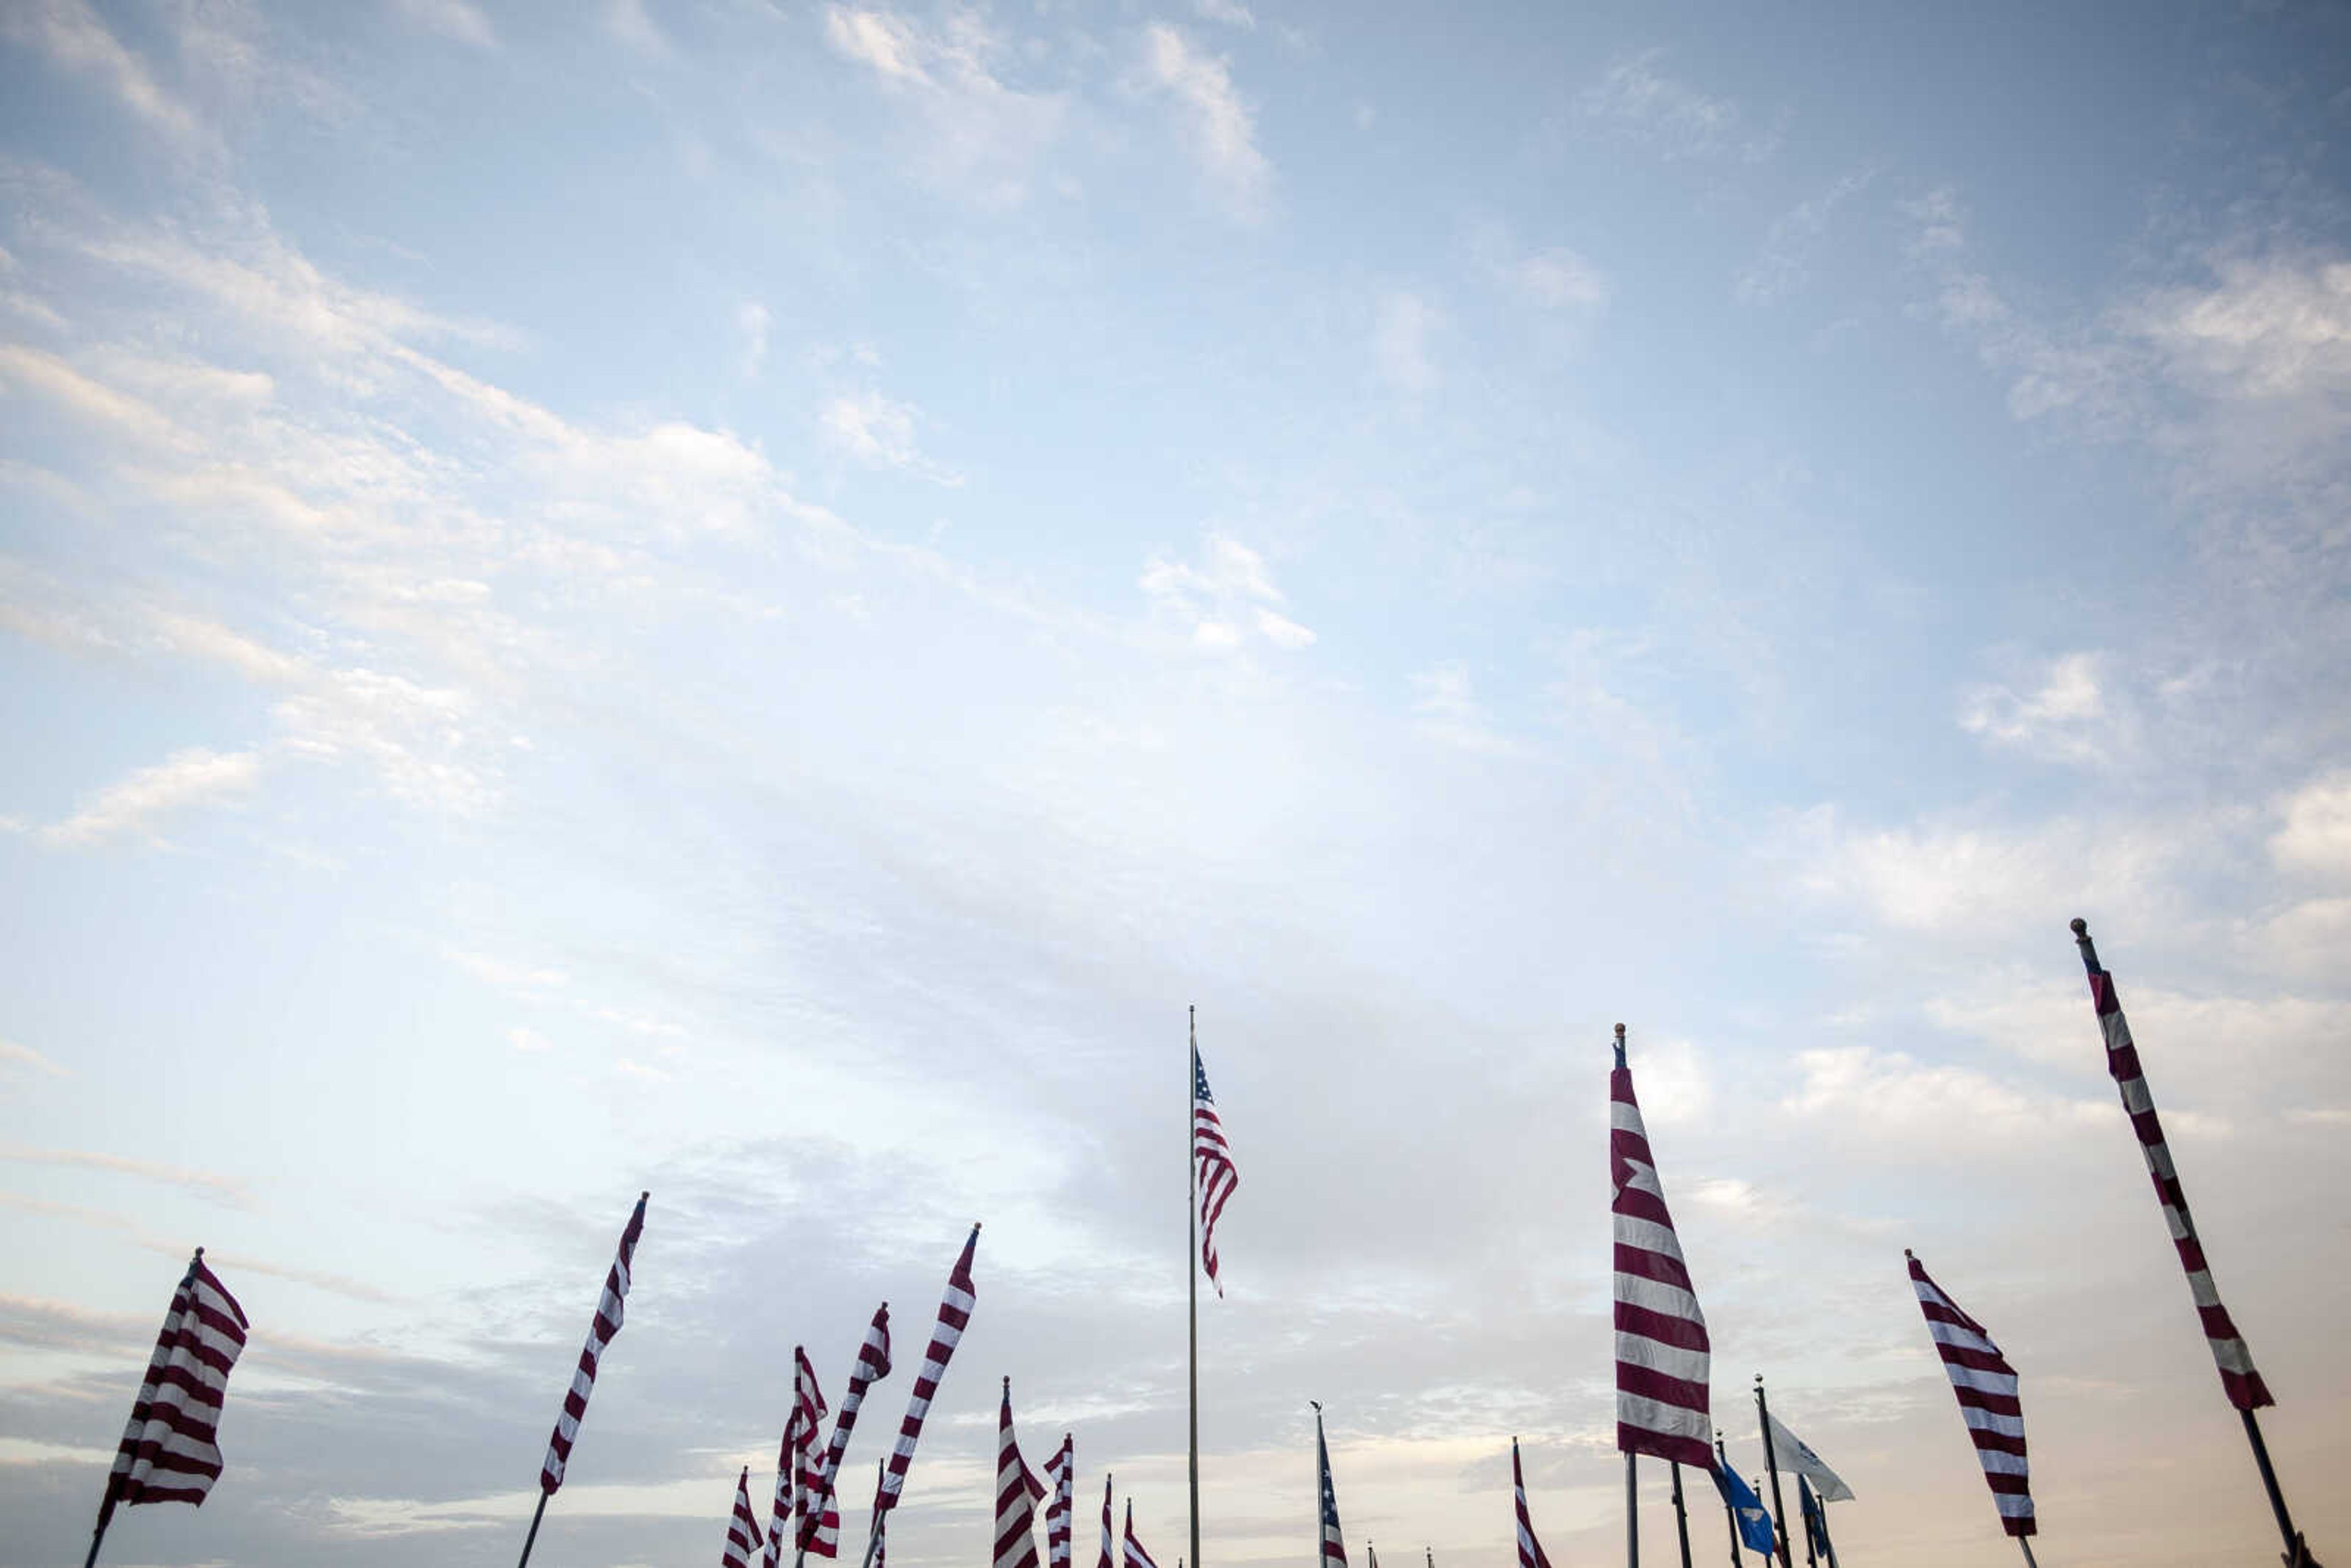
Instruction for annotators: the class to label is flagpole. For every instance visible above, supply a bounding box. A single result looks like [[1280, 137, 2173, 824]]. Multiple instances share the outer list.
[[1670, 1463, 1693, 1568], [1714, 1435, 1740, 1567], [1626, 1453, 1639, 1568], [1813, 1505, 1839, 1568], [516, 1490, 552, 1568], [1795, 1484, 1816, 1568], [1188, 1004, 1202, 1568], [2015, 1539, 2038, 1568], [1753, 1379, 1793, 1568]]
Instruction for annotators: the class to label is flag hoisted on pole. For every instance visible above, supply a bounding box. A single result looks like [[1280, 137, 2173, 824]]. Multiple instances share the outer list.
[[1709, 1438, 1775, 1563], [1125, 1500, 1162, 1568], [800, 1302, 893, 1559], [520, 1190, 648, 1568], [996, 1378, 1048, 1568], [1907, 1250, 2036, 1553], [1512, 1439, 1554, 1568], [2071, 920, 2314, 1568], [83, 1249, 250, 1568], [725, 1466, 766, 1568], [1313, 1402, 1348, 1568], [1098, 1474, 1116, 1568], [1190, 1008, 1239, 1568], [1044, 1434, 1076, 1568], [1761, 1417, 1851, 1506], [864, 1223, 979, 1568], [1752, 1379, 1794, 1568], [768, 1348, 830, 1568], [872, 1461, 888, 1568]]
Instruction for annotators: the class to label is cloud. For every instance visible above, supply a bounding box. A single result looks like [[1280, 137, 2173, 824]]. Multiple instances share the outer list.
[[1737, 170, 1873, 304], [738, 301, 771, 380], [2273, 773, 2351, 880], [1141, 23, 1272, 219], [2130, 253, 2351, 401], [1782, 1046, 2113, 1142], [1139, 535, 1314, 651], [822, 6, 1065, 203], [510, 1026, 553, 1053], [604, 0, 670, 56], [1577, 50, 1778, 162], [1408, 663, 1518, 756], [392, 0, 498, 50], [0, 1143, 252, 1206], [1957, 650, 2112, 765], [1374, 290, 1439, 394], [1193, 0, 1256, 28], [36, 746, 263, 847], [0, 1040, 69, 1079], [1, 0, 207, 150], [820, 391, 961, 485], [825, 4, 932, 83]]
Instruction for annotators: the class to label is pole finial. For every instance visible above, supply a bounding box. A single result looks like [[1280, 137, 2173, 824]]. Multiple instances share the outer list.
[[2069, 917, 2089, 940]]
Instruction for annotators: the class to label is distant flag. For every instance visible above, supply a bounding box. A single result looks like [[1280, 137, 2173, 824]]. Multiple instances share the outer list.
[[996, 1378, 1048, 1568], [1510, 1438, 1553, 1568], [2071, 921, 2271, 1411], [765, 1347, 829, 1568], [1313, 1401, 1348, 1568], [726, 1466, 767, 1568], [1907, 1250, 2034, 1539], [1193, 1043, 1240, 1294], [1610, 1026, 1713, 1469], [872, 1460, 888, 1568], [874, 1226, 979, 1518], [1123, 1500, 1161, 1568], [1367, 1545, 1379, 1568], [1044, 1433, 1075, 1568], [542, 1191, 648, 1494], [801, 1302, 894, 1556], [1097, 1473, 1115, 1568], [1798, 1476, 1841, 1568], [86, 1249, 250, 1564], [1763, 1415, 1853, 1504], [1709, 1443, 1776, 1559]]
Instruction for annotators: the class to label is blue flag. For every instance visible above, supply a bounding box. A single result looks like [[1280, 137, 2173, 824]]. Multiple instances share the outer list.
[[1801, 1476, 1829, 1560], [1710, 1459, 1775, 1557]]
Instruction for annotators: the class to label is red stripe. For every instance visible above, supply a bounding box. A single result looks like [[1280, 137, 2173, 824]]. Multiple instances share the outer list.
[[1951, 1385, 2023, 1419], [1614, 1361, 1708, 1412], [1615, 1424, 1712, 1470], [1613, 1242, 1694, 1293], [1614, 1300, 1710, 1352]]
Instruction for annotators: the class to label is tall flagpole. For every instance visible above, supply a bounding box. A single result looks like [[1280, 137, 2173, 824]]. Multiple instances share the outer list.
[[1625, 1453, 1638, 1568], [1753, 1378, 1793, 1568], [1188, 1004, 1202, 1568], [1670, 1463, 1693, 1568]]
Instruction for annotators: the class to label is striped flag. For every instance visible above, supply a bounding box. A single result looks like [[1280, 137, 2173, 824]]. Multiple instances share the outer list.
[[765, 1348, 830, 1568], [1043, 1433, 1075, 1568], [1123, 1500, 1160, 1568], [1907, 1250, 2034, 1539], [801, 1302, 894, 1557], [996, 1378, 1048, 1568], [872, 1461, 889, 1568], [95, 1250, 249, 1534], [1313, 1402, 1348, 1568], [726, 1466, 767, 1568], [1193, 1041, 1239, 1294], [1097, 1472, 1115, 1568], [874, 1225, 980, 1517], [542, 1191, 648, 1493], [2072, 920, 2272, 1411], [1610, 1027, 1712, 1470], [1511, 1439, 1553, 1568]]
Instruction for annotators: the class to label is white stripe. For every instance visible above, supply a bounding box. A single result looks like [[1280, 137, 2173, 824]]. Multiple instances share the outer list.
[[2100, 1013, 2131, 1052], [1610, 1102, 1649, 1134], [1943, 1363, 2019, 1399], [1925, 1319, 1997, 1357], [1995, 1495, 2035, 1518], [1612, 1272, 1703, 1322], [2210, 1334, 2259, 1375], [1611, 1216, 1690, 1266], [1976, 1449, 2028, 1477], [1959, 1407, 2025, 1439], [1615, 1390, 1710, 1435], [1614, 1330, 1708, 1379]]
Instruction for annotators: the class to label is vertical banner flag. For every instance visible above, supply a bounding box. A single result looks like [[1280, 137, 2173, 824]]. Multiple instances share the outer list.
[[1710, 1442, 1777, 1558], [542, 1191, 648, 1493], [1123, 1501, 1161, 1568], [1763, 1416, 1852, 1504], [872, 1460, 888, 1568], [1314, 1402, 1348, 1568], [795, 1348, 831, 1512], [1044, 1434, 1075, 1568], [1511, 1439, 1553, 1568], [1193, 1046, 1240, 1294], [2072, 920, 2273, 1411], [875, 1225, 980, 1517], [726, 1466, 767, 1568], [1907, 1251, 2034, 1538], [996, 1378, 1048, 1568], [95, 1250, 250, 1538], [1610, 1027, 1714, 1469], [1097, 1473, 1116, 1568], [1799, 1479, 1828, 1562], [802, 1302, 894, 1556]]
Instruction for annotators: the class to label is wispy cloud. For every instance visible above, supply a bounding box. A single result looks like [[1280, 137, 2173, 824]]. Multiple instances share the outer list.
[[603, 0, 670, 57], [1374, 290, 1440, 394], [392, 0, 498, 50], [1141, 23, 1272, 219], [1737, 169, 1873, 304], [1578, 50, 1779, 162], [823, 5, 1065, 204], [1, 0, 207, 150], [1957, 650, 2114, 766], [820, 391, 962, 485], [36, 747, 263, 848], [1139, 535, 1313, 651], [0, 1143, 252, 1207], [0, 1040, 69, 1079]]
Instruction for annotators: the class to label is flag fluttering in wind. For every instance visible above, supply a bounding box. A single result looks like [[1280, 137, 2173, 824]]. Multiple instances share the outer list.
[[801, 1302, 893, 1557], [1510, 1438, 1553, 1568], [1123, 1501, 1160, 1568], [726, 1466, 767, 1568], [1799, 1478, 1830, 1563], [1313, 1402, 1348, 1568], [1763, 1414, 1853, 1504], [1709, 1444, 1777, 1559], [1044, 1433, 1075, 1568], [1610, 1026, 1713, 1469], [995, 1378, 1048, 1568], [874, 1225, 979, 1518], [1097, 1473, 1115, 1568], [2072, 920, 2272, 1412], [91, 1248, 249, 1559], [542, 1191, 648, 1493], [766, 1348, 830, 1568], [1193, 1045, 1239, 1294], [1908, 1250, 2034, 1539]]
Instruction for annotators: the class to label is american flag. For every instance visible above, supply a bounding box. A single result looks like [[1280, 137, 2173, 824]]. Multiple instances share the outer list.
[[2072, 920, 2272, 1411], [874, 1225, 979, 1517], [1907, 1250, 2034, 1539], [1610, 1026, 1713, 1471], [1510, 1439, 1552, 1568], [766, 1347, 829, 1568], [95, 1250, 249, 1534], [541, 1191, 648, 1493], [1043, 1433, 1075, 1568], [1123, 1500, 1161, 1568], [995, 1378, 1048, 1568], [1096, 1472, 1115, 1568], [872, 1461, 889, 1568], [1313, 1402, 1347, 1568], [726, 1466, 767, 1568], [1193, 1029, 1239, 1295], [801, 1302, 894, 1557]]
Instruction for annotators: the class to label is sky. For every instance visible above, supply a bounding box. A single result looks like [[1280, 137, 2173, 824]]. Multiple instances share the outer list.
[[1, 1, 2347, 1565]]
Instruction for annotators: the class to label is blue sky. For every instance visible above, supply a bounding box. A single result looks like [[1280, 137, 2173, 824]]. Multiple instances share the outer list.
[[2, 2, 2348, 1566]]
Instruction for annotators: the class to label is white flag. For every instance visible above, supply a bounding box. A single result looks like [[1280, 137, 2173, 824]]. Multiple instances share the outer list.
[[1766, 1412, 1853, 1502]]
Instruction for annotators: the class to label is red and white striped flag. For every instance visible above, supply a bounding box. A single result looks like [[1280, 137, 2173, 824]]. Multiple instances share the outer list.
[[1510, 1438, 1553, 1568], [1314, 1401, 1348, 1568], [874, 1225, 980, 1517], [2072, 920, 2272, 1411], [95, 1250, 249, 1534], [542, 1191, 648, 1493], [1193, 1036, 1239, 1295], [1043, 1433, 1074, 1568], [996, 1378, 1048, 1568], [801, 1302, 894, 1557], [872, 1460, 889, 1568], [1096, 1472, 1114, 1568], [1907, 1251, 2034, 1539], [1123, 1500, 1160, 1568], [726, 1465, 767, 1568], [1610, 1027, 1712, 1471], [765, 1348, 830, 1568]]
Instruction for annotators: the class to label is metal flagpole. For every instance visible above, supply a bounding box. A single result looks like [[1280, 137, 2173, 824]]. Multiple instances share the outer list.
[[1670, 1463, 1694, 1568], [2015, 1538, 2038, 1568], [514, 1491, 552, 1568], [1753, 1379, 1793, 1568], [1714, 1435, 1741, 1567], [1625, 1453, 1639, 1568], [1796, 1482, 1816, 1568], [1188, 1005, 1202, 1568]]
